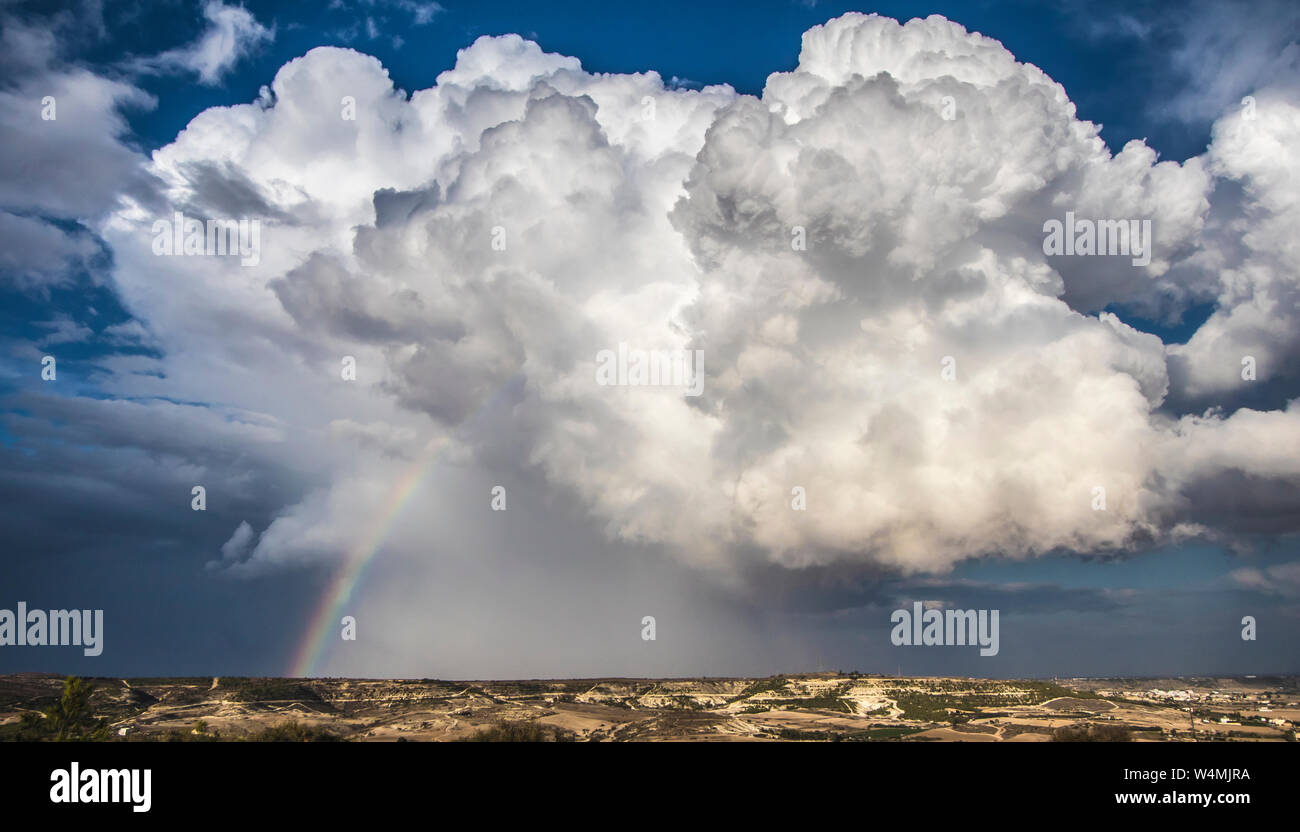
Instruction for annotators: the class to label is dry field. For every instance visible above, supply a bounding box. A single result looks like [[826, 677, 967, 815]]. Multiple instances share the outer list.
[[2, 672, 1295, 742]]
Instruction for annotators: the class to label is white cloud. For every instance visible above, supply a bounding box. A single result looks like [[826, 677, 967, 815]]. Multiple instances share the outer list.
[[0, 14, 156, 290], [97, 13, 1300, 588], [1168, 84, 1300, 398], [1158, 0, 1300, 125], [34, 314, 94, 346], [139, 0, 274, 85], [398, 1, 444, 26], [0, 67, 154, 219], [0, 213, 98, 290], [1232, 561, 1300, 596], [219, 519, 257, 561]]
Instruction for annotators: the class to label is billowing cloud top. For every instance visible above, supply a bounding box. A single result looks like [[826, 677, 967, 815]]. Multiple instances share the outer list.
[[92, 13, 1300, 582]]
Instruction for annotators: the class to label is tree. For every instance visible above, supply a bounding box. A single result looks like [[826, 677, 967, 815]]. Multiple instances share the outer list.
[[45, 677, 108, 741]]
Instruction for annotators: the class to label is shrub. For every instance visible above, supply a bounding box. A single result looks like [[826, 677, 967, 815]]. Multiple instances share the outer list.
[[465, 721, 576, 742], [1051, 724, 1132, 742], [247, 719, 340, 742]]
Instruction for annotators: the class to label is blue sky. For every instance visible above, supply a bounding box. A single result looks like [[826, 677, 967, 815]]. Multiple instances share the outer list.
[[1, 0, 1298, 679], [113, 1, 1223, 159]]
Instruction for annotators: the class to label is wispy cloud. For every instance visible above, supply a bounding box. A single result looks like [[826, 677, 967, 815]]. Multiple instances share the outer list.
[[133, 0, 274, 85]]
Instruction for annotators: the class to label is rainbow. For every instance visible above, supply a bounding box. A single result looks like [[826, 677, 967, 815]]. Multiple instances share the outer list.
[[287, 436, 449, 677]]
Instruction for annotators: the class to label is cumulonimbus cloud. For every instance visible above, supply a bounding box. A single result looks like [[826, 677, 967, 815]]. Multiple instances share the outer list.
[[96, 13, 1300, 580]]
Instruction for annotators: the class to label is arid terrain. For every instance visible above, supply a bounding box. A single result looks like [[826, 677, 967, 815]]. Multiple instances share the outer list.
[[2, 673, 1296, 741]]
